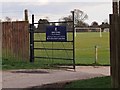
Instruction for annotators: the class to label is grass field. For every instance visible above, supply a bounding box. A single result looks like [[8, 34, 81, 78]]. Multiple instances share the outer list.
[[75, 32, 110, 65], [33, 76, 111, 88], [2, 32, 110, 69], [34, 32, 110, 65], [64, 76, 111, 88]]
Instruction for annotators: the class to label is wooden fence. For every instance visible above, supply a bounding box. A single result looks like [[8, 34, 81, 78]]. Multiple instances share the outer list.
[[109, 1, 120, 88], [2, 21, 29, 61]]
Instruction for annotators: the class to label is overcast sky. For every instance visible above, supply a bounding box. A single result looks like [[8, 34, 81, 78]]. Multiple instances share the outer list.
[[0, 0, 113, 25]]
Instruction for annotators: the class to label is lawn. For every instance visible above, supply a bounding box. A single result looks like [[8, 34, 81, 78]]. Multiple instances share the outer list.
[[64, 76, 111, 88], [34, 32, 110, 65], [75, 32, 110, 65], [32, 76, 111, 88], [2, 32, 110, 70]]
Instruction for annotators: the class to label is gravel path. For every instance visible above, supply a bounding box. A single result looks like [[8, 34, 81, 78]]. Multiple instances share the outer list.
[[2, 66, 110, 88]]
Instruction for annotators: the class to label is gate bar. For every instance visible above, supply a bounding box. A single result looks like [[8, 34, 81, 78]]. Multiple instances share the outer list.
[[34, 40, 73, 42], [33, 21, 73, 24], [34, 56, 73, 61], [34, 48, 73, 51]]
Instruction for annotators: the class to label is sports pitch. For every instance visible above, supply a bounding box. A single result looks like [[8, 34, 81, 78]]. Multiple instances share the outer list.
[[34, 32, 110, 66]]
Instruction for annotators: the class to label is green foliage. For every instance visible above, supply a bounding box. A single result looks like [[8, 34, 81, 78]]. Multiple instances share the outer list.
[[65, 76, 111, 88]]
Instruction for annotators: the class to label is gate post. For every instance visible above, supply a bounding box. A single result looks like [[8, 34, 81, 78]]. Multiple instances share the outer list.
[[30, 14, 34, 62], [71, 11, 75, 70], [110, 0, 120, 88]]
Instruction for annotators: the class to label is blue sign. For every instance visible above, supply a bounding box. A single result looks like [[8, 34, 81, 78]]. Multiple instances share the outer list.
[[46, 26, 67, 41]]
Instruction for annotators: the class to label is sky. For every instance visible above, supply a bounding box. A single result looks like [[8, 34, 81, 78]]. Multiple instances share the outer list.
[[0, 0, 113, 25]]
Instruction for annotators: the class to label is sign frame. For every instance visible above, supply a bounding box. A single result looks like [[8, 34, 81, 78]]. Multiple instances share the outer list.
[[46, 26, 67, 42]]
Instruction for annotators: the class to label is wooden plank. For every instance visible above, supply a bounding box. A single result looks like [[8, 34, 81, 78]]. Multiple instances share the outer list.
[[8, 22, 12, 59], [115, 14, 119, 88], [17, 21, 21, 60], [110, 14, 116, 88], [4, 22, 7, 58], [25, 21, 29, 60], [21, 22, 24, 61], [16, 22, 20, 60], [9, 22, 12, 59], [23, 21, 29, 61], [16, 21, 29, 61], [110, 13, 120, 88], [2, 23, 4, 57], [17, 22, 20, 61], [11, 22, 15, 60], [111, 4, 120, 88], [16, 22, 19, 60], [5, 22, 9, 59], [13, 22, 17, 60]]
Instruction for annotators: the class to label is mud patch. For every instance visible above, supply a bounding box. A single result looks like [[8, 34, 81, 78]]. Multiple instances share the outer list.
[[11, 70, 49, 74]]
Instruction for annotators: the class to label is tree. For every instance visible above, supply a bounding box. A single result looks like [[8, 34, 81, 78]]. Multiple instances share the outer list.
[[76, 20, 89, 27], [90, 21, 99, 32], [100, 22, 109, 32], [91, 21, 99, 27], [59, 15, 72, 32], [5, 16, 11, 22], [37, 19, 49, 32], [74, 9, 88, 25], [59, 9, 88, 29]]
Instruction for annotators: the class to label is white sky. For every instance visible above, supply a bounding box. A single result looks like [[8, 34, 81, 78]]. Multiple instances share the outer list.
[[0, 0, 112, 2], [0, 0, 113, 25]]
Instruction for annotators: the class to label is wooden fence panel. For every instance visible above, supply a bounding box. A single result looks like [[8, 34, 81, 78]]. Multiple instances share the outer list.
[[2, 21, 29, 61]]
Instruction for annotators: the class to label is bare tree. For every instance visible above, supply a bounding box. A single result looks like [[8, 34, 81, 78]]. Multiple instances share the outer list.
[[74, 9, 88, 25], [37, 19, 50, 32], [5, 16, 12, 22], [59, 9, 88, 27]]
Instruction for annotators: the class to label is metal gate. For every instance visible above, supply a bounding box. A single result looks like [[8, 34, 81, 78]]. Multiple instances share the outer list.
[[29, 11, 75, 69]]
